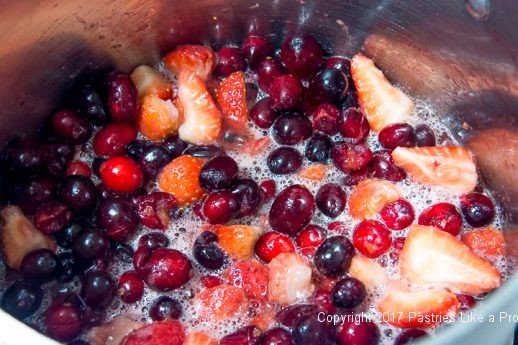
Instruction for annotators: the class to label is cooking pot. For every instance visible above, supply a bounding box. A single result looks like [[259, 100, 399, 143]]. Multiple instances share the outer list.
[[0, 0, 517, 344]]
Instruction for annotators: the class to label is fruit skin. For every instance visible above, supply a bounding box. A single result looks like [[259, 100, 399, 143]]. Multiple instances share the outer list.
[[462, 227, 505, 259], [353, 220, 392, 258], [100, 156, 144, 193], [202, 191, 239, 224], [214, 224, 262, 260], [134, 192, 176, 230], [255, 231, 296, 263], [118, 271, 145, 304], [130, 65, 172, 99], [120, 320, 185, 345], [214, 47, 247, 78], [1, 281, 43, 320], [380, 198, 415, 230], [392, 146, 478, 194], [44, 303, 83, 342], [51, 110, 92, 144], [331, 141, 372, 172], [269, 185, 315, 236], [193, 284, 248, 321], [217, 71, 249, 131], [314, 236, 355, 277], [137, 94, 181, 141], [418, 202, 462, 236], [270, 75, 304, 111], [348, 179, 402, 219], [224, 260, 269, 302], [158, 155, 206, 206], [164, 45, 215, 81], [281, 33, 323, 77], [350, 54, 414, 131], [337, 319, 380, 345], [331, 277, 366, 309], [106, 72, 138, 122], [268, 253, 314, 305], [93, 122, 137, 157], [460, 193, 495, 227], [316, 183, 347, 218]]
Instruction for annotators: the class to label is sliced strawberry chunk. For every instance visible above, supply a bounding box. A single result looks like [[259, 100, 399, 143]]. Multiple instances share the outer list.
[[158, 155, 206, 206], [214, 225, 263, 260], [268, 253, 314, 305], [217, 71, 248, 131], [164, 45, 215, 81], [131, 65, 172, 99], [350, 54, 414, 131], [299, 164, 327, 181], [224, 260, 269, 302], [399, 225, 501, 295], [462, 227, 505, 259], [348, 179, 402, 219], [348, 255, 389, 290], [120, 320, 185, 345], [137, 94, 181, 141], [184, 332, 217, 345], [392, 146, 477, 194], [193, 284, 248, 321]]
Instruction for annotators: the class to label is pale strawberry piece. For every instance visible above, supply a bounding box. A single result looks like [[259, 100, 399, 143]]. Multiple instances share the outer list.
[[377, 283, 459, 328], [214, 225, 263, 260], [462, 227, 505, 259], [217, 71, 248, 131], [399, 225, 501, 295], [87, 315, 142, 345], [137, 94, 181, 141], [348, 179, 402, 219], [120, 320, 185, 345], [392, 146, 477, 194], [223, 260, 269, 302], [299, 164, 327, 181], [131, 65, 172, 99], [164, 45, 215, 81], [350, 54, 414, 131], [193, 285, 248, 321], [268, 253, 315, 305], [348, 255, 389, 290], [249, 305, 276, 331], [184, 332, 217, 345], [158, 155, 206, 206], [177, 72, 222, 145]]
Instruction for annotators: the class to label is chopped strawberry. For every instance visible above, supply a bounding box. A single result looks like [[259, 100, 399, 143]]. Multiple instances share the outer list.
[[242, 137, 271, 156], [158, 155, 206, 206], [348, 255, 389, 290], [87, 315, 142, 345], [255, 231, 295, 263], [164, 45, 215, 81], [299, 164, 327, 180], [214, 225, 262, 260], [177, 72, 222, 145], [462, 227, 505, 259], [268, 253, 314, 305], [137, 94, 181, 141], [350, 54, 414, 131], [130, 65, 172, 99], [120, 320, 185, 345], [223, 260, 269, 302], [249, 305, 276, 331], [193, 285, 248, 321], [399, 225, 501, 295], [392, 146, 477, 194], [377, 283, 459, 328], [184, 332, 217, 345], [348, 179, 402, 219], [217, 71, 248, 131]]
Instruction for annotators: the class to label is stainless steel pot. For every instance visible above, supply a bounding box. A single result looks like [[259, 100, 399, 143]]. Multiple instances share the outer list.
[[0, 0, 517, 344]]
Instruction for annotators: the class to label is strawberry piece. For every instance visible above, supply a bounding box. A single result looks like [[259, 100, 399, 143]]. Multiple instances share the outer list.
[[87, 315, 142, 345], [130, 65, 172, 99], [120, 320, 185, 345], [255, 231, 295, 263], [377, 283, 459, 328], [392, 146, 477, 194], [462, 227, 505, 259], [242, 137, 271, 156], [137, 94, 181, 141], [299, 164, 327, 180], [350, 54, 414, 131], [164, 45, 215, 81], [249, 305, 276, 331], [348, 255, 389, 290], [177, 72, 222, 145], [213, 225, 262, 260], [224, 260, 269, 302], [217, 71, 248, 131], [193, 284, 248, 321], [268, 253, 314, 305], [399, 225, 501, 295], [158, 155, 206, 206], [348, 179, 402, 219], [184, 332, 217, 345]]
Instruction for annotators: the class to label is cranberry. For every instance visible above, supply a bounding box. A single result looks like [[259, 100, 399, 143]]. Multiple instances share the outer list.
[[457, 294, 476, 310], [44, 302, 83, 342], [231, 178, 263, 217], [296, 225, 326, 256], [77, 84, 110, 125], [277, 304, 321, 328], [337, 319, 380, 345], [56, 223, 82, 249], [199, 155, 239, 192], [415, 124, 436, 147], [56, 252, 78, 283], [311, 289, 336, 314], [312, 103, 340, 135], [270, 75, 303, 110], [100, 156, 143, 193], [93, 123, 137, 157], [267, 147, 303, 175], [337, 108, 370, 143], [183, 145, 225, 159], [33, 201, 72, 234], [135, 192, 176, 230], [378, 123, 416, 150], [215, 47, 246, 77], [12, 177, 56, 214], [51, 110, 92, 144], [112, 242, 134, 264], [139, 145, 172, 178], [258, 59, 284, 93], [261, 327, 293, 345], [393, 237, 406, 251], [353, 220, 391, 258], [380, 199, 415, 230], [281, 33, 323, 76], [81, 271, 116, 309], [1, 281, 42, 320], [193, 231, 225, 270], [202, 191, 239, 224], [105, 72, 138, 122], [97, 197, 138, 241], [125, 140, 146, 160], [418, 202, 462, 236], [20, 249, 59, 282], [269, 185, 315, 236], [460, 193, 495, 227], [331, 277, 366, 309], [316, 183, 347, 218], [331, 141, 372, 172], [314, 236, 355, 276], [201, 275, 223, 288], [118, 271, 144, 303], [250, 97, 278, 128], [59, 175, 99, 214], [149, 296, 182, 321], [260, 179, 277, 199], [370, 150, 406, 182], [255, 231, 295, 263], [73, 230, 110, 263], [394, 329, 428, 345], [6, 139, 46, 175], [66, 161, 92, 177], [272, 112, 312, 145], [326, 57, 351, 77], [293, 312, 336, 345], [308, 68, 348, 103], [305, 133, 331, 163], [342, 165, 371, 186], [163, 135, 188, 158], [220, 326, 262, 345], [139, 232, 170, 250], [242, 35, 274, 68]]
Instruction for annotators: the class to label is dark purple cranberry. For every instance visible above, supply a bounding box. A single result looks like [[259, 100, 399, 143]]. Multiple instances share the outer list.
[[91, 157, 106, 178], [272, 112, 312, 145], [246, 82, 259, 108], [77, 84, 110, 125], [20, 249, 59, 282], [460, 193, 495, 227], [125, 140, 146, 160], [378, 123, 416, 150], [81, 271, 116, 309], [337, 319, 380, 345], [331, 141, 372, 172], [149, 296, 182, 321], [337, 108, 370, 143], [1, 281, 42, 319], [242, 35, 274, 68], [11, 177, 56, 214], [380, 199, 415, 230], [215, 47, 247, 77], [134, 192, 176, 230], [139, 145, 172, 178], [267, 147, 303, 175], [73, 230, 110, 263], [277, 304, 321, 328], [370, 150, 406, 182], [270, 75, 303, 111], [51, 110, 92, 144], [316, 183, 347, 218], [111, 242, 134, 264], [138, 232, 170, 250], [341, 90, 360, 109], [199, 155, 239, 191], [305, 134, 331, 163], [193, 231, 225, 270], [118, 271, 144, 304], [97, 197, 138, 242], [250, 97, 278, 129], [342, 166, 371, 186], [415, 124, 436, 147], [220, 326, 262, 345], [292, 313, 336, 345], [6, 139, 46, 175], [261, 328, 294, 345], [394, 329, 428, 345], [312, 103, 340, 135], [258, 59, 284, 93], [44, 303, 83, 342], [326, 57, 351, 77], [163, 135, 188, 158], [56, 223, 83, 249], [331, 277, 366, 309], [183, 145, 224, 159], [231, 178, 263, 217], [457, 294, 476, 310], [269, 185, 315, 236], [105, 72, 138, 122], [56, 252, 78, 283], [281, 33, 323, 77], [59, 175, 99, 214], [308, 68, 348, 103], [202, 191, 239, 224], [314, 236, 355, 277], [33, 201, 72, 234]]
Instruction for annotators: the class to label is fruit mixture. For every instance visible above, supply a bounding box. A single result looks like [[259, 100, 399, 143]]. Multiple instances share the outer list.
[[0, 32, 508, 345]]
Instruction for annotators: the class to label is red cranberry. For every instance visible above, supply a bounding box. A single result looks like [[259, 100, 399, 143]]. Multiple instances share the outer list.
[[378, 123, 416, 150], [250, 97, 278, 128], [337, 319, 380, 345], [281, 33, 323, 76], [242, 35, 274, 68], [215, 47, 247, 77], [118, 271, 144, 303], [33, 201, 72, 234], [331, 141, 372, 172], [51, 110, 92, 144], [260, 179, 276, 199], [272, 112, 312, 145], [220, 326, 262, 345], [296, 225, 326, 254], [73, 230, 110, 263], [353, 220, 391, 258], [135, 192, 176, 230], [393, 237, 406, 251], [380, 199, 415, 230], [21, 249, 59, 282], [76, 84, 110, 125], [255, 231, 295, 263], [261, 327, 293, 345], [312, 103, 340, 135], [267, 147, 303, 175], [257, 59, 284, 93], [270, 75, 303, 110], [183, 145, 225, 159], [93, 123, 137, 157], [97, 197, 138, 241], [149, 296, 182, 321], [332, 277, 366, 309], [139, 232, 170, 249], [460, 193, 495, 227], [308, 68, 348, 103], [370, 150, 406, 182], [316, 183, 347, 218], [311, 289, 336, 314], [326, 57, 351, 78], [342, 165, 371, 186], [394, 329, 428, 345], [162, 135, 188, 158], [199, 155, 239, 192], [415, 124, 436, 147], [1, 281, 42, 320], [55, 223, 82, 249], [202, 191, 239, 224], [193, 231, 225, 270], [418, 202, 462, 236], [201, 275, 223, 288], [293, 312, 336, 345], [457, 294, 476, 310], [66, 160, 92, 177], [305, 133, 331, 163], [231, 178, 263, 217], [337, 108, 370, 143], [81, 271, 116, 309], [139, 145, 172, 178], [269, 185, 315, 236], [44, 303, 83, 342], [59, 175, 99, 214], [314, 236, 355, 277], [100, 156, 143, 193], [105, 72, 138, 122]]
